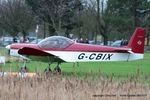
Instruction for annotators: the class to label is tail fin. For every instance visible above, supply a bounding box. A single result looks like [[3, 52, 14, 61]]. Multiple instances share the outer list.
[[127, 28, 146, 54]]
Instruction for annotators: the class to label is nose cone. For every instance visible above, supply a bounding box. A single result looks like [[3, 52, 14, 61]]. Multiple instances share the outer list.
[[6, 45, 11, 49]]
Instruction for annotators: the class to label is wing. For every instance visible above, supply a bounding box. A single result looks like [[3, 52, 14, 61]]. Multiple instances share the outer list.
[[18, 47, 65, 62], [18, 47, 53, 56]]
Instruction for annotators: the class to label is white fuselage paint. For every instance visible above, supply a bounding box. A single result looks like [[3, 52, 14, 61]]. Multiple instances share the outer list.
[[9, 49, 144, 62], [45, 51, 144, 62], [10, 49, 30, 60], [10, 49, 20, 56]]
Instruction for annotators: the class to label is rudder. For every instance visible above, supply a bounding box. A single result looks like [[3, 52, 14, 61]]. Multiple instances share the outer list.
[[127, 28, 146, 54]]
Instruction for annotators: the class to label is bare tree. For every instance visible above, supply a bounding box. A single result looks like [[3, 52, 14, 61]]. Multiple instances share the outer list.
[[76, 0, 97, 39], [26, 0, 83, 37], [0, 0, 35, 39], [39, 0, 66, 36], [80, 0, 107, 44]]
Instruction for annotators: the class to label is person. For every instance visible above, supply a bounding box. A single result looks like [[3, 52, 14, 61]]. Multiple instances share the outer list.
[[13, 36, 17, 43], [74, 38, 79, 43], [121, 39, 128, 47], [85, 38, 89, 44], [124, 40, 128, 45], [120, 39, 124, 46], [24, 38, 29, 43], [52, 40, 59, 48], [79, 38, 84, 43]]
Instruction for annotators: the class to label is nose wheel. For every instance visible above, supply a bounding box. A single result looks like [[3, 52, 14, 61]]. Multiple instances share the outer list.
[[20, 61, 28, 72], [44, 62, 61, 75], [44, 62, 52, 75]]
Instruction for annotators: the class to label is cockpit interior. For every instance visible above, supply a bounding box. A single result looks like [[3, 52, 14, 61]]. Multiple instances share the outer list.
[[38, 36, 74, 48]]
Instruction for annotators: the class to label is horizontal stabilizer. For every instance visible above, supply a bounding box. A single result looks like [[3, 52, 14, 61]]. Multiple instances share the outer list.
[[114, 48, 131, 53]]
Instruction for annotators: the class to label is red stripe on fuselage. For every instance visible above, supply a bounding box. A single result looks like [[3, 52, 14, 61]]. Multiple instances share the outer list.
[[41, 43, 129, 53], [66, 43, 122, 52], [10, 43, 129, 53]]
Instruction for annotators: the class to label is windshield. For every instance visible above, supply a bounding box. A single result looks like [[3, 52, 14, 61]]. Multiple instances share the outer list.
[[38, 36, 74, 48]]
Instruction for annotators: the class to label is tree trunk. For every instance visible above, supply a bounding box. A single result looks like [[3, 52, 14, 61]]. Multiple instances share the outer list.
[[103, 35, 108, 45], [132, 0, 137, 29], [48, 24, 56, 36], [94, 26, 98, 44], [58, 14, 62, 36], [101, 0, 104, 14], [65, 29, 70, 38], [50, 17, 59, 36], [96, 0, 107, 45], [95, 0, 100, 45], [94, 32, 97, 44], [43, 22, 46, 38], [22, 31, 26, 41]]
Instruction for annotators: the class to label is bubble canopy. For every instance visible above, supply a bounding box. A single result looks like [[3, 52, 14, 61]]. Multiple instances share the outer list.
[[38, 36, 75, 48]]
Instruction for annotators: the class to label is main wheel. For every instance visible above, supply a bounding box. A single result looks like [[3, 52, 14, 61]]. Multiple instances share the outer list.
[[20, 66, 28, 72], [44, 67, 52, 75], [53, 66, 61, 75]]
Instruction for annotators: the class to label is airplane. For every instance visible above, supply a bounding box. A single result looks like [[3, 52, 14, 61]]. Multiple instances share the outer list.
[[6, 28, 146, 74]]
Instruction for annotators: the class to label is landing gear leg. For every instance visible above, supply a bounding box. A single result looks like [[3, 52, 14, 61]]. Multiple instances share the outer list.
[[77, 62, 79, 67], [53, 62, 61, 75], [44, 62, 52, 75], [20, 60, 28, 72], [72, 63, 77, 76]]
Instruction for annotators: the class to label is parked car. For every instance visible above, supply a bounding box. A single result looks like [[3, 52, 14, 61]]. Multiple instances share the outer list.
[[30, 39, 43, 44], [89, 40, 102, 45], [0, 37, 14, 47], [0, 41, 3, 47], [111, 40, 122, 47], [2, 41, 13, 47], [27, 37, 37, 42], [107, 41, 114, 46]]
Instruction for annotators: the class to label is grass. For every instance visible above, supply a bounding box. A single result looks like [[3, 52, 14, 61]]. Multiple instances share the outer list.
[[0, 75, 149, 100], [0, 48, 150, 82], [1, 48, 150, 100]]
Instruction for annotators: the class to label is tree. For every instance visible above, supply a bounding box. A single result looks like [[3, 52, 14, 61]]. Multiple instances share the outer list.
[[26, 0, 83, 37], [96, 0, 109, 45], [83, 0, 150, 45], [105, 0, 148, 39], [84, 0, 108, 45], [105, 0, 133, 40], [137, 8, 150, 46], [0, 0, 35, 40], [62, 0, 83, 37], [79, 0, 98, 39], [81, 0, 111, 45]]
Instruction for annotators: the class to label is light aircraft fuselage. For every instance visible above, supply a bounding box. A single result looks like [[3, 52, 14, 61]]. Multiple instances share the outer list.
[[6, 28, 146, 63]]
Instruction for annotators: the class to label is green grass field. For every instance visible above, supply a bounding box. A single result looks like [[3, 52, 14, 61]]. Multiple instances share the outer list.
[[0, 48, 150, 82], [1, 48, 150, 100]]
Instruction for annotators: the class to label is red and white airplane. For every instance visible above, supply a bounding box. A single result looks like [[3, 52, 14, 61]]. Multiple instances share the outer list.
[[6, 28, 146, 73]]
